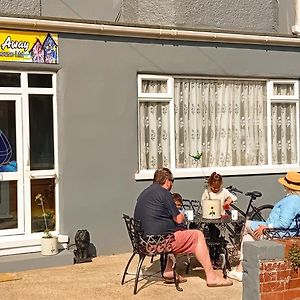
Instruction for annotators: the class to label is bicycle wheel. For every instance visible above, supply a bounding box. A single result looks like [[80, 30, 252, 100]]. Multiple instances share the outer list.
[[249, 204, 273, 221]]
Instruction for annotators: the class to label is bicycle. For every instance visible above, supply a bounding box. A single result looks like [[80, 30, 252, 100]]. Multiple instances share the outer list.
[[225, 186, 274, 256]]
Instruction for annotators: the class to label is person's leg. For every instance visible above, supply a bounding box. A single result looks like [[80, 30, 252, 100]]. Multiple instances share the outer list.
[[190, 230, 231, 285], [228, 220, 266, 281], [165, 230, 232, 286], [236, 220, 266, 271]]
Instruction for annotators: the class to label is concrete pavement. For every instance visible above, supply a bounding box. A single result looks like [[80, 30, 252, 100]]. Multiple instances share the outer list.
[[0, 252, 242, 300]]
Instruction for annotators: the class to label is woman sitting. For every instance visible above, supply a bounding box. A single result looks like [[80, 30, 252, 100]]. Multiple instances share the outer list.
[[227, 171, 300, 282]]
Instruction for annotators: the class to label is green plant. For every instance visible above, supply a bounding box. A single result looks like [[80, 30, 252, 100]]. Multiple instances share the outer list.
[[288, 244, 300, 270], [34, 193, 54, 238], [189, 151, 203, 161]]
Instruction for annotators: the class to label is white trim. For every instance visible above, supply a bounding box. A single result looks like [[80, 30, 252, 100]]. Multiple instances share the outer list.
[[0, 71, 60, 248], [137, 76, 300, 178], [269, 80, 299, 100], [266, 81, 272, 165], [138, 74, 173, 99], [2, 16, 300, 46], [0, 233, 69, 256], [135, 164, 300, 180]]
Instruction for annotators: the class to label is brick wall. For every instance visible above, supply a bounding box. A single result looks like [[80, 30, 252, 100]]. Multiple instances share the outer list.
[[259, 238, 300, 300]]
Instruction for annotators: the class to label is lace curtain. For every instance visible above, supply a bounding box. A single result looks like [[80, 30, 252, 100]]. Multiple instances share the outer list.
[[139, 78, 297, 170], [271, 103, 297, 164], [174, 79, 267, 168], [139, 81, 170, 169]]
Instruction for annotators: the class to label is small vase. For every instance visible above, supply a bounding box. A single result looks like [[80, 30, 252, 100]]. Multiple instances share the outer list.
[[41, 236, 58, 255]]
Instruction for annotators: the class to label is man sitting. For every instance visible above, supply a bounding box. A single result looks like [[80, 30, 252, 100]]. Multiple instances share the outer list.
[[134, 167, 233, 287]]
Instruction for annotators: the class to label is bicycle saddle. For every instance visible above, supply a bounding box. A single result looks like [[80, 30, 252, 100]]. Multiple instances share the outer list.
[[245, 191, 262, 198]]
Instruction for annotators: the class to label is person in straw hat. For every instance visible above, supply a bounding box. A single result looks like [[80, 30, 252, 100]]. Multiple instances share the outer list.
[[227, 171, 300, 282]]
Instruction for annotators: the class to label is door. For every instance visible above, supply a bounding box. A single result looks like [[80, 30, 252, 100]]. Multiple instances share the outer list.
[[0, 95, 24, 235]]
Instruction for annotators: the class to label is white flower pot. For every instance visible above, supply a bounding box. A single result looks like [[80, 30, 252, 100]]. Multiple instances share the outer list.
[[41, 236, 58, 256]]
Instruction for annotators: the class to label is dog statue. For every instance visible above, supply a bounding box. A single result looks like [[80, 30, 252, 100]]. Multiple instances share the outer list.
[[73, 229, 92, 264]]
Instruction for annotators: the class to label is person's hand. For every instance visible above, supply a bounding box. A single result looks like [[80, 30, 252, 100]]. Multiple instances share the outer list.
[[253, 225, 268, 239], [223, 202, 230, 210], [223, 198, 233, 209]]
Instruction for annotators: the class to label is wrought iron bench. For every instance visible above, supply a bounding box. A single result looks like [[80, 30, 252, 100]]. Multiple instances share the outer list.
[[121, 214, 183, 294], [263, 213, 300, 239]]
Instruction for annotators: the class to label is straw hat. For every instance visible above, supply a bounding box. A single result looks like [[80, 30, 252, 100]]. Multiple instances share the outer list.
[[278, 171, 300, 191]]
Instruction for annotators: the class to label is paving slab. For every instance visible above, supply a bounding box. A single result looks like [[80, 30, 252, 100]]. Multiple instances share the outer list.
[[0, 252, 242, 300]]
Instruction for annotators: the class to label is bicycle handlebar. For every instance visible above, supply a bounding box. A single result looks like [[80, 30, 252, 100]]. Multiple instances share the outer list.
[[226, 185, 243, 194]]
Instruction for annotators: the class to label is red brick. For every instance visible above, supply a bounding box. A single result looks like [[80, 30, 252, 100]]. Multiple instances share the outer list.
[[261, 281, 285, 293], [283, 288, 300, 299], [290, 268, 300, 279], [264, 270, 278, 282], [260, 272, 265, 282], [286, 278, 300, 290], [278, 270, 292, 280], [260, 292, 284, 300]]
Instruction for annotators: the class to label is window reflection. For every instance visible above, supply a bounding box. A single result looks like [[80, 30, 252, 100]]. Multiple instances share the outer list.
[[29, 95, 54, 170], [31, 178, 55, 233], [0, 101, 17, 172], [0, 181, 17, 230]]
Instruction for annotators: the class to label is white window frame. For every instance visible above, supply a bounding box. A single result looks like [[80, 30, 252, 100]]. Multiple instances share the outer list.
[[136, 75, 300, 180], [0, 70, 68, 256]]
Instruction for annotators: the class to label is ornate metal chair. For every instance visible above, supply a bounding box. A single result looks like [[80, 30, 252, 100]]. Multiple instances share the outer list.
[[121, 214, 183, 294], [263, 214, 300, 239]]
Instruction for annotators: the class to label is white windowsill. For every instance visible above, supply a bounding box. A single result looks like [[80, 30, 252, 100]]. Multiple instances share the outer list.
[[135, 164, 300, 180], [0, 233, 69, 256]]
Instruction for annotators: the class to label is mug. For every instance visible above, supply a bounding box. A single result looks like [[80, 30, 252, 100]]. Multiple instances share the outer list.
[[231, 209, 238, 220]]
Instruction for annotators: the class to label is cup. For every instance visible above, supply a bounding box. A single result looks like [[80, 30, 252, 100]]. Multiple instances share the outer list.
[[185, 210, 194, 221], [231, 210, 238, 220]]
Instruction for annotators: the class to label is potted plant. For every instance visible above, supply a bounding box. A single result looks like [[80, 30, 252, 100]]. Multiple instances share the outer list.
[[35, 193, 58, 256]]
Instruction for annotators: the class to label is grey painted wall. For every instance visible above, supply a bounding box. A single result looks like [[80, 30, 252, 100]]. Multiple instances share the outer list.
[[0, 0, 299, 256], [121, 0, 278, 33], [41, 0, 121, 22], [0, 1, 295, 35], [56, 34, 300, 254], [0, 0, 40, 16]]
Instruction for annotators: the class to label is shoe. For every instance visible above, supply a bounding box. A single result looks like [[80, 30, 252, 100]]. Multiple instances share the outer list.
[[207, 277, 233, 287], [163, 274, 187, 284], [227, 268, 243, 282]]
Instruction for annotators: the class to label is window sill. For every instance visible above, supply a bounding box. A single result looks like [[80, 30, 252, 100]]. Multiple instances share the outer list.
[[0, 233, 69, 256], [135, 164, 300, 180]]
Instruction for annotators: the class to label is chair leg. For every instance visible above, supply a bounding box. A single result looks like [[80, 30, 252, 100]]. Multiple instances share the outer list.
[[133, 254, 146, 295], [169, 254, 183, 292], [185, 254, 191, 274], [160, 253, 167, 276], [121, 252, 136, 285]]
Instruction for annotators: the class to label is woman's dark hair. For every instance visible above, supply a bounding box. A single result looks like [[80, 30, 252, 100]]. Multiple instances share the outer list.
[[153, 167, 174, 185], [207, 172, 223, 186]]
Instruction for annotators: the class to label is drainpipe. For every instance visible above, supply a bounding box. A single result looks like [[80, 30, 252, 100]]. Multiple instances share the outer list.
[[292, 0, 300, 34], [0, 16, 300, 46]]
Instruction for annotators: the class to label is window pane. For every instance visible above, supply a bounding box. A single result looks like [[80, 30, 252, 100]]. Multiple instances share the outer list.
[[142, 79, 168, 93], [0, 181, 17, 230], [139, 102, 170, 169], [0, 72, 20, 87], [174, 79, 268, 168], [0, 101, 17, 172], [273, 83, 294, 96], [31, 178, 55, 233], [271, 103, 297, 164], [29, 95, 54, 170], [28, 74, 52, 88]]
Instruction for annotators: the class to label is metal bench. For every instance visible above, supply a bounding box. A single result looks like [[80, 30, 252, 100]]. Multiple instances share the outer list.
[[263, 213, 300, 239]]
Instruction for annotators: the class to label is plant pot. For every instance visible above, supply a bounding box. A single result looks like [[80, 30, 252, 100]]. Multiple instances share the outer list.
[[41, 236, 58, 256]]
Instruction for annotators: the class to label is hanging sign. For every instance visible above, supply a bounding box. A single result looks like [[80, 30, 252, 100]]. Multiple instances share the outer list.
[[0, 30, 58, 64]]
